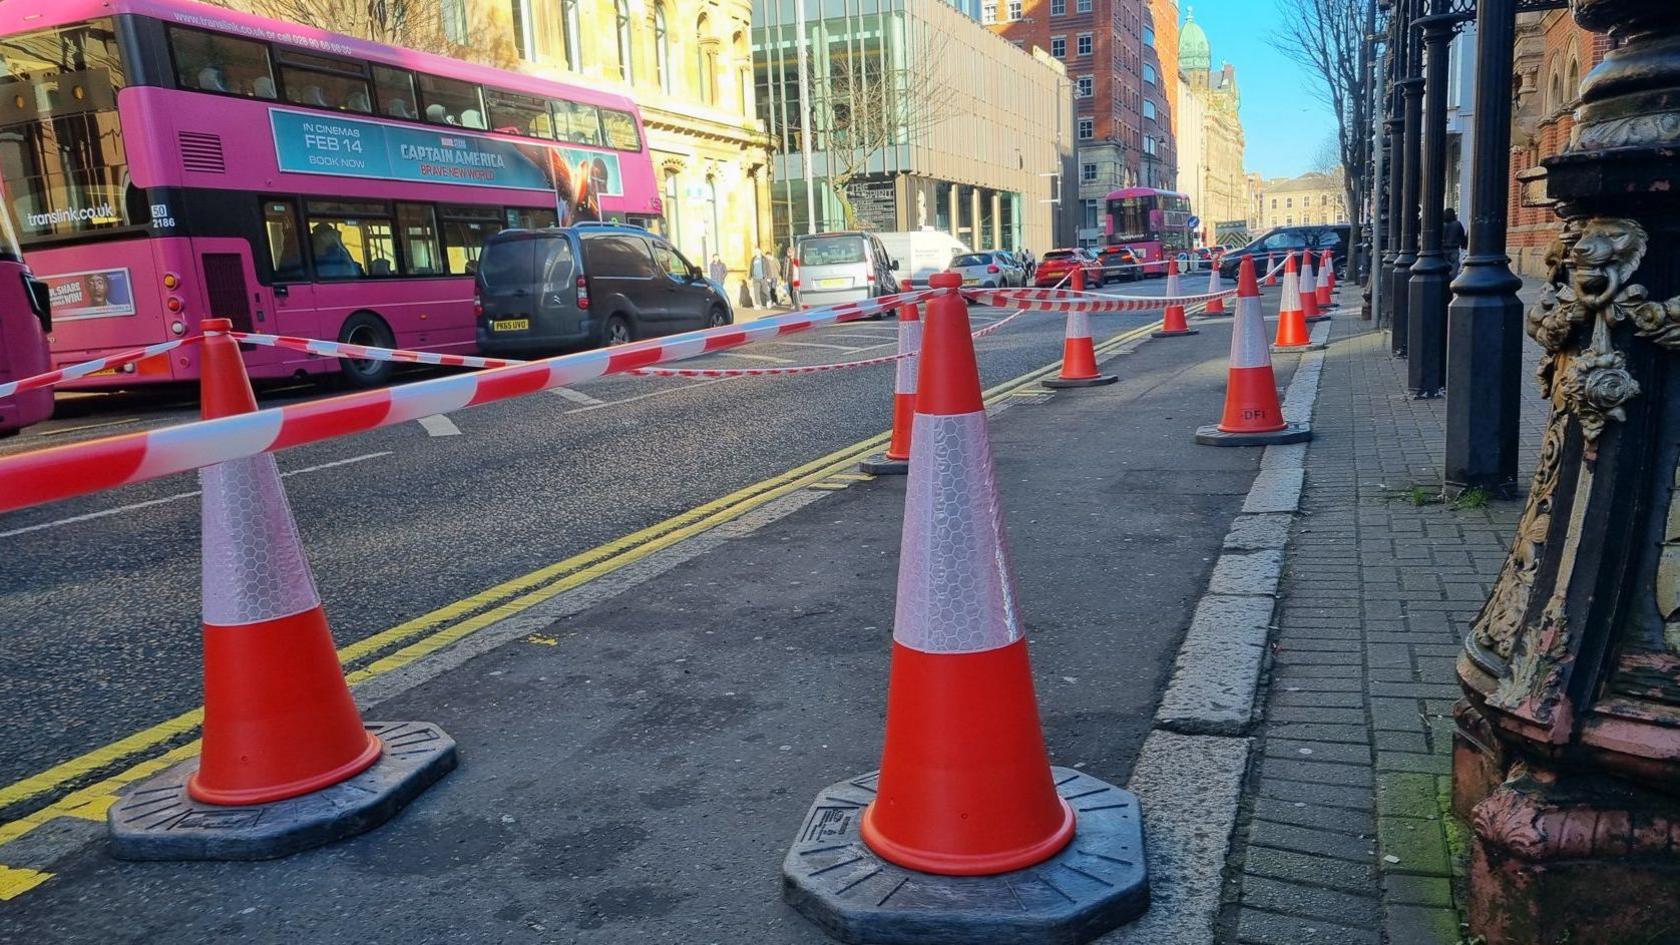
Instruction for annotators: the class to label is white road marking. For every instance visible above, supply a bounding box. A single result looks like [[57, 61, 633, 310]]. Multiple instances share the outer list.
[[550, 386, 605, 406], [565, 376, 737, 413], [0, 452, 393, 539], [707, 352, 795, 364], [418, 414, 461, 437], [773, 341, 866, 352]]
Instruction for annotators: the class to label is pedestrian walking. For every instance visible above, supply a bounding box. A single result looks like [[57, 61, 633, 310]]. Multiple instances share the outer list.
[[784, 245, 800, 307], [749, 248, 770, 310], [707, 254, 727, 291], [765, 247, 784, 307], [1443, 208, 1466, 274]]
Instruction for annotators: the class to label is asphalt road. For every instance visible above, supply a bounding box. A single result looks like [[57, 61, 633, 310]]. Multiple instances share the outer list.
[[0, 278, 1180, 812]]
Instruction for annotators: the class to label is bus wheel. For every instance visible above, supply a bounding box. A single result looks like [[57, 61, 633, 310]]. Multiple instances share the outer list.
[[337, 311, 396, 388]]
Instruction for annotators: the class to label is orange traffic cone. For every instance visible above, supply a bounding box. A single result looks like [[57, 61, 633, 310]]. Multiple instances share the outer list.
[[861, 282, 921, 475], [1272, 253, 1323, 352], [108, 318, 455, 860], [1203, 263, 1227, 316], [1298, 251, 1323, 323], [1315, 249, 1335, 311], [1196, 257, 1311, 446], [1044, 270, 1117, 388], [1152, 255, 1199, 338], [1264, 252, 1278, 287], [782, 273, 1149, 937]]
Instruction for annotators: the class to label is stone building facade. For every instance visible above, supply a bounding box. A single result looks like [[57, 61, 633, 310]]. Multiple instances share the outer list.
[[1248, 170, 1346, 232], [1174, 10, 1244, 245]]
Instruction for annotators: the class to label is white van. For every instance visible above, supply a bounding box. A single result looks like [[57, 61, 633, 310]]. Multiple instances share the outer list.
[[875, 229, 971, 285]]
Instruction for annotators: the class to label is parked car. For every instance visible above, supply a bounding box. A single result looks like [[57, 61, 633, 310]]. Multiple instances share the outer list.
[[948, 251, 1023, 289], [1035, 248, 1105, 287], [793, 231, 901, 310], [876, 229, 971, 286], [1095, 246, 1141, 283], [475, 224, 731, 355], [1219, 224, 1352, 281]]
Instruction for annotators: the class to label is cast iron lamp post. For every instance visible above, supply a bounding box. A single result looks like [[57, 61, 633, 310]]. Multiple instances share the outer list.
[[1405, 0, 1458, 398]]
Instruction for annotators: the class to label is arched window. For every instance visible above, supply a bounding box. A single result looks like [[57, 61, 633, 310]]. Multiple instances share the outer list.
[[734, 31, 750, 115], [1565, 53, 1580, 104], [561, 0, 582, 69], [655, 3, 672, 94], [696, 15, 716, 105], [616, 0, 634, 81], [1546, 55, 1562, 113]]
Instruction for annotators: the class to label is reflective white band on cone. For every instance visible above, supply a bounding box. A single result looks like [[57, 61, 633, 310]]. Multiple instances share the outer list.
[[1230, 292, 1272, 370], [894, 321, 922, 396], [201, 453, 321, 626], [1065, 308, 1092, 343]]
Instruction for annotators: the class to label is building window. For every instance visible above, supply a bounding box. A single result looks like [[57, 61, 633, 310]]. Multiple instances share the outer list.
[[510, 0, 536, 59], [616, 0, 634, 81], [1144, 25, 1154, 46], [1076, 0, 1092, 12], [1285, 197, 1293, 208], [1077, 117, 1093, 139], [1271, 198, 1277, 209], [1286, 216, 1293, 226], [655, 3, 671, 93], [696, 16, 716, 104], [560, 0, 582, 68], [1081, 199, 1098, 230], [1011, 40, 1024, 48], [1143, 63, 1156, 85], [1076, 75, 1093, 98], [1081, 162, 1098, 182], [1009, 0, 1023, 18], [1143, 99, 1155, 121], [1076, 33, 1092, 56], [1051, 35, 1066, 58], [1051, 0, 1066, 13], [982, 0, 997, 22], [440, 0, 468, 44], [1143, 136, 1156, 155]]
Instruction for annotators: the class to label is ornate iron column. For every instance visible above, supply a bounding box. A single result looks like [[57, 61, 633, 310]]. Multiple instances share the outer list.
[[1405, 0, 1457, 398], [1390, 0, 1425, 358], [1453, 2, 1680, 941], [1444, 0, 1529, 496], [1381, 0, 1410, 345]]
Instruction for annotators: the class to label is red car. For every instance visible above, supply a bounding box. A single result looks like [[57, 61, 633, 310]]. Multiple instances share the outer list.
[[1035, 248, 1105, 287]]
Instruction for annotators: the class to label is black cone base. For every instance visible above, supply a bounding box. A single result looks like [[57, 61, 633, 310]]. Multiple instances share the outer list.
[[859, 455, 910, 475], [1150, 329, 1200, 339], [1195, 421, 1312, 447], [1043, 374, 1119, 389]]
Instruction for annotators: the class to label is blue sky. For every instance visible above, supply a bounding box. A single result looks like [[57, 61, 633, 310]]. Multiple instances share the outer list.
[[1177, 0, 1338, 179]]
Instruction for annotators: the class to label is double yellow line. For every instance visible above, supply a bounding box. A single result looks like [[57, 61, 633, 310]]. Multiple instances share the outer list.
[[0, 315, 1163, 883]]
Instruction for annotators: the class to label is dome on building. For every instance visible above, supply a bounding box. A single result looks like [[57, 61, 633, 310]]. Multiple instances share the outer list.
[[1181, 9, 1211, 73]]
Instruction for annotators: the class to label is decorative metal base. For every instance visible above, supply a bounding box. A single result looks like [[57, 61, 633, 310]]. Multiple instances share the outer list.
[[1150, 329, 1199, 338], [859, 455, 910, 476], [1043, 374, 1119, 389], [782, 767, 1149, 945], [108, 721, 456, 861], [1194, 422, 1312, 447]]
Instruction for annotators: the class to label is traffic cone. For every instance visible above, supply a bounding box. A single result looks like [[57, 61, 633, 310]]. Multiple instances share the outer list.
[[1315, 248, 1335, 311], [782, 272, 1148, 940], [1203, 263, 1227, 316], [1264, 252, 1278, 286], [108, 318, 455, 860], [1070, 264, 1087, 292], [861, 282, 921, 475], [1298, 251, 1322, 323], [1151, 255, 1199, 338], [1043, 276, 1117, 389], [1271, 253, 1323, 352], [1196, 257, 1311, 447]]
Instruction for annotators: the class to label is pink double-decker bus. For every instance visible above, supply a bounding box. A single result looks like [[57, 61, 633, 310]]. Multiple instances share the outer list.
[[0, 0, 661, 389], [1103, 187, 1194, 277]]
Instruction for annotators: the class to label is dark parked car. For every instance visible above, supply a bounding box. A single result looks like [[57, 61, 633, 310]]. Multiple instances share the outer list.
[[1095, 245, 1141, 282], [1219, 224, 1352, 281], [476, 224, 732, 354]]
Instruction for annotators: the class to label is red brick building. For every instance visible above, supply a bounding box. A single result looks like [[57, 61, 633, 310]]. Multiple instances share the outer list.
[[1506, 10, 1611, 276], [985, 0, 1178, 246]]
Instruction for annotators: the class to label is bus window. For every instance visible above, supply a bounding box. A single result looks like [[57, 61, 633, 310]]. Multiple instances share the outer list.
[[506, 207, 557, 229], [262, 199, 307, 281], [486, 88, 553, 139], [304, 200, 396, 279], [396, 203, 443, 275], [276, 49, 372, 114], [372, 65, 418, 120], [417, 74, 485, 129], [599, 109, 642, 151], [439, 205, 504, 274], [552, 99, 603, 146], [169, 27, 276, 99], [0, 19, 126, 117]]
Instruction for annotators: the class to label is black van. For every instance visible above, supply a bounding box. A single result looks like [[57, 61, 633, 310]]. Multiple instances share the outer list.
[[1219, 223, 1352, 281], [476, 224, 732, 355]]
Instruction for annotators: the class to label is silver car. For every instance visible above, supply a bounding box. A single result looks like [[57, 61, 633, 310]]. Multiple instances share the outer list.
[[948, 251, 1024, 289]]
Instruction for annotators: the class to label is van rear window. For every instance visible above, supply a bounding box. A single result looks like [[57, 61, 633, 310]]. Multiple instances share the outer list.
[[583, 235, 656, 277], [799, 236, 866, 266], [478, 238, 537, 289]]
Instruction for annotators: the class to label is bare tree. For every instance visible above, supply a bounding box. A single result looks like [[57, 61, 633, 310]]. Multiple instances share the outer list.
[[814, 18, 959, 228], [1270, 0, 1369, 229], [205, 0, 517, 65], [1310, 135, 1341, 175]]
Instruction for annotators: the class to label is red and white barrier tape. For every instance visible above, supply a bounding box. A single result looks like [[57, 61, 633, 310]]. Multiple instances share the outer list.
[[0, 289, 943, 514], [0, 337, 204, 399], [226, 332, 524, 370], [961, 287, 1237, 313]]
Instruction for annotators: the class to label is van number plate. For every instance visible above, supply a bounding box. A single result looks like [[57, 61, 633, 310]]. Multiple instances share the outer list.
[[490, 319, 530, 332], [818, 278, 847, 289]]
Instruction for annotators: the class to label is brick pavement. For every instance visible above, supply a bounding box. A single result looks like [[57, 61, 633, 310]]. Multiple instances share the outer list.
[[1217, 311, 1549, 945]]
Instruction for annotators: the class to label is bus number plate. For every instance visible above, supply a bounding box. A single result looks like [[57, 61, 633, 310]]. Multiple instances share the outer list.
[[490, 319, 530, 332]]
